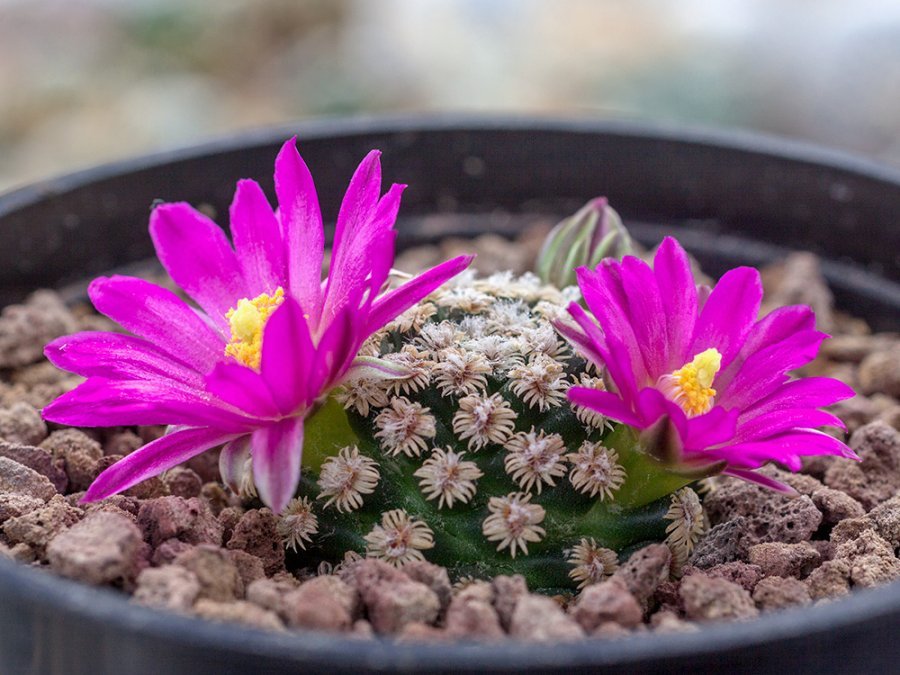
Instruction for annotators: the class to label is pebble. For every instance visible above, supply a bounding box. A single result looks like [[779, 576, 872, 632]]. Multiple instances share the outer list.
[[868, 495, 900, 548], [365, 579, 441, 635], [491, 574, 528, 630], [508, 595, 584, 642], [610, 544, 671, 606], [282, 576, 358, 632], [403, 560, 453, 611], [0, 402, 47, 446], [690, 517, 749, 568], [174, 544, 244, 602], [2, 494, 82, 555], [858, 347, 900, 398], [752, 576, 812, 611], [0, 291, 77, 368], [680, 574, 759, 622], [0, 442, 67, 492], [747, 542, 821, 579], [193, 599, 285, 631], [46, 511, 144, 586], [703, 562, 764, 593], [163, 467, 203, 499], [226, 507, 284, 575], [40, 429, 103, 492], [570, 577, 643, 631], [0, 456, 57, 501], [133, 565, 201, 612], [805, 560, 851, 600], [445, 591, 505, 640], [138, 496, 223, 548], [825, 421, 900, 510]]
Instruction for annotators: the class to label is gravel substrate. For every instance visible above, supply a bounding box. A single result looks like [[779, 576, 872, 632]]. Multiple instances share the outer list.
[[0, 233, 898, 642]]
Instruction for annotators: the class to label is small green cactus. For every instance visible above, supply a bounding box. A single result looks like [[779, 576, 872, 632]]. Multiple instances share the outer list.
[[265, 270, 704, 593]]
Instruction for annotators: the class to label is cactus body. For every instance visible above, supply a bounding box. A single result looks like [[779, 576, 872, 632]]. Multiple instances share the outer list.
[[275, 272, 695, 592]]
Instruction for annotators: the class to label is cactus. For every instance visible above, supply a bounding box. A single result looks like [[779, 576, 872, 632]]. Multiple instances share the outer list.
[[265, 270, 702, 593]]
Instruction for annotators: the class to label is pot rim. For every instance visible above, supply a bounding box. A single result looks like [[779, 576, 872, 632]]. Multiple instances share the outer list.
[[4, 113, 900, 210], [1, 114, 899, 670]]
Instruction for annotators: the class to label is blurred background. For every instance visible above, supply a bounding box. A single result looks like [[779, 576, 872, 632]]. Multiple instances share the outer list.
[[2, 0, 900, 192]]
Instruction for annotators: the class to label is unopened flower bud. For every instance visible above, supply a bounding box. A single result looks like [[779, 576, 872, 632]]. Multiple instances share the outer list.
[[536, 197, 633, 289]]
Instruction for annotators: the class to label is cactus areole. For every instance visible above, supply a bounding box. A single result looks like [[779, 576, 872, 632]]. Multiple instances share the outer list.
[[41, 139, 857, 592]]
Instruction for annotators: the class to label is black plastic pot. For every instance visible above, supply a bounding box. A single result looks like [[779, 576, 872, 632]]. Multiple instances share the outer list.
[[0, 116, 898, 675]]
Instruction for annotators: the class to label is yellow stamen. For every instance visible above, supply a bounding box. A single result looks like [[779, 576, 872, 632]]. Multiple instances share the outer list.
[[658, 348, 722, 417], [225, 287, 285, 369]]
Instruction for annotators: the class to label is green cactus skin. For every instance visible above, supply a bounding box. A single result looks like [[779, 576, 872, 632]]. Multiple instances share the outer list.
[[278, 272, 694, 593]]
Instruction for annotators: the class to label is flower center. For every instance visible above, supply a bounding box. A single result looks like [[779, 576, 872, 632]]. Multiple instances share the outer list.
[[658, 348, 722, 417], [225, 287, 285, 369]]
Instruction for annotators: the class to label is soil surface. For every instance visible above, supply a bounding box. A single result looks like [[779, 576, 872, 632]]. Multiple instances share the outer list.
[[1, 229, 899, 642]]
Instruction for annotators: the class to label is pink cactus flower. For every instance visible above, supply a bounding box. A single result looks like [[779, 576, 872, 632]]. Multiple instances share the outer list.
[[557, 236, 858, 491], [43, 138, 473, 512]]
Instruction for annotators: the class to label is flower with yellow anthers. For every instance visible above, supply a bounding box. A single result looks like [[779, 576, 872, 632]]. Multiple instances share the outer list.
[[44, 137, 472, 513], [224, 287, 285, 370], [558, 236, 857, 491]]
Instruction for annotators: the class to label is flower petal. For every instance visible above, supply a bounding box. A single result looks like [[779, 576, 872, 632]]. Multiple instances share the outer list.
[[83, 426, 235, 502], [89, 275, 224, 373], [689, 266, 762, 368], [219, 436, 251, 494], [716, 305, 816, 394], [721, 468, 797, 493], [230, 178, 287, 295], [740, 377, 855, 421], [44, 331, 203, 387], [734, 408, 846, 442], [260, 296, 315, 414], [149, 203, 247, 329], [205, 362, 281, 419], [620, 255, 668, 377], [275, 138, 324, 322], [43, 378, 255, 432], [251, 415, 304, 514], [567, 386, 643, 427], [366, 255, 474, 336], [653, 237, 697, 369]]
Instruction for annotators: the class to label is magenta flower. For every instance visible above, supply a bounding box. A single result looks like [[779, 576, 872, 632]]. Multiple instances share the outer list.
[[43, 138, 473, 512], [557, 236, 858, 491]]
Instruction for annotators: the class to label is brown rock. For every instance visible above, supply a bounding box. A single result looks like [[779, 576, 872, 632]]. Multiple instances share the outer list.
[[174, 545, 243, 602], [3, 494, 82, 555], [0, 493, 44, 525], [46, 511, 144, 586], [651, 610, 699, 634], [282, 577, 357, 632], [828, 395, 890, 434], [217, 506, 244, 542], [133, 565, 200, 611], [680, 574, 759, 622], [824, 421, 900, 509], [869, 495, 900, 548], [753, 576, 811, 611], [491, 574, 528, 630], [403, 560, 452, 611], [40, 429, 103, 492], [831, 520, 900, 588], [611, 544, 671, 605], [246, 577, 301, 617], [340, 558, 407, 598], [151, 538, 195, 567], [0, 402, 47, 446], [138, 496, 223, 548], [226, 550, 266, 588], [193, 599, 284, 631], [848, 555, 900, 588], [822, 334, 899, 363], [0, 457, 56, 501], [747, 542, 821, 579], [571, 577, 643, 631], [704, 478, 823, 545], [163, 467, 203, 499], [445, 593, 505, 640], [365, 579, 440, 635], [805, 559, 851, 600], [508, 595, 584, 642], [811, 487, 866, 524], [0, 290, 77, 368], [226, 508, 284, 575], [704, 562, 764, 592], [0, 442, 67, 492], [690, 517, 750, 568], [103, 430, 144, 457], [5, 542, 35, 563], [858, 347, 900, 397], [200, 482, 232, 516]]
